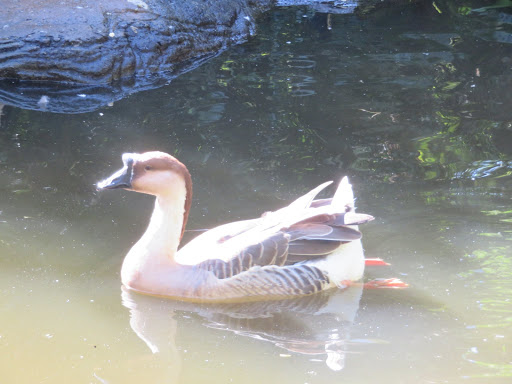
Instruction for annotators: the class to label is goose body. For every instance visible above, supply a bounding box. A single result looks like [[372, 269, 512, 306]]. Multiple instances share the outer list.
[[97, 151, 374, 302]]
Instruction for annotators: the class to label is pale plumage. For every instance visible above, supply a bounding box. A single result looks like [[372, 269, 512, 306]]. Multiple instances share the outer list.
[[97, 151, 374, 302]]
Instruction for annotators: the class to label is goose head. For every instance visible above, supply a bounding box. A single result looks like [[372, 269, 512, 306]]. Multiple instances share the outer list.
[[97, 151, 193, 240], [97, 151, 192, 198]]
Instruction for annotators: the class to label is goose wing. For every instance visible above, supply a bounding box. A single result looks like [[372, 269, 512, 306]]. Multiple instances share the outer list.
[[177, 179, 373, 280], [194, 210, 373, 279]]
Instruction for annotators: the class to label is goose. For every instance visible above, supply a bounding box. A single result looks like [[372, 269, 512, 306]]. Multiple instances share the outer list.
[[97, 151, 377, 302]]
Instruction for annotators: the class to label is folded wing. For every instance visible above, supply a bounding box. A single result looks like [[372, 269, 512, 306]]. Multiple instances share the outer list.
[[195, 177, 374, 279]]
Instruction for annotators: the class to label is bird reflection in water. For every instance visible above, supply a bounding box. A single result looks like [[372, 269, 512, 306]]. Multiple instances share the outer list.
[[121, 285, 364, 373]]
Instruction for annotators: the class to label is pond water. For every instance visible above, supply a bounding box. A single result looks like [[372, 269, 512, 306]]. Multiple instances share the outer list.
[[1, 3, 512, 383]]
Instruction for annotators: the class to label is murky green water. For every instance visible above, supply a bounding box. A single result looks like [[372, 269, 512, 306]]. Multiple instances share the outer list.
[[1, 3, 512, 383]]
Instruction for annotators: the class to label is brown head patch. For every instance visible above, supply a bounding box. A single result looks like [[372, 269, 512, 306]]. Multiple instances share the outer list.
[[132, 151, 193, 241]]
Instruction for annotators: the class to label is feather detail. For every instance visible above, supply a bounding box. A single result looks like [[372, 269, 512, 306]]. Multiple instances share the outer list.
[[284, 181, 333, 211], [326, 212, 374, 226], [288, 240, 342, 256], [187, 178, 372, 286], [198, 233, 290, 279], [300, 225, 362, 241], [213, 264, 332, 298], [287, 223, 334, 240], [331, 176, 354, 211]]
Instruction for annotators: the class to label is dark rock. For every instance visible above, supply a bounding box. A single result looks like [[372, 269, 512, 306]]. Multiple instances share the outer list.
[[0, 0, 273, 113], [0, 0, 273, 84]]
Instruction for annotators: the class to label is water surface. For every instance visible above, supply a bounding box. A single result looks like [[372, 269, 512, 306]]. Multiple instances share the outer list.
[[1, 3, 512, 383]]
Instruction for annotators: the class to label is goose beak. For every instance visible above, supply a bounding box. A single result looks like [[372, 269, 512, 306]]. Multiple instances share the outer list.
[[96, 155, 134, 190]]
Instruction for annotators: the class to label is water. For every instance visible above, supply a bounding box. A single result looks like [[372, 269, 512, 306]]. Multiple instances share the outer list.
[[1, 3, 512, 383]]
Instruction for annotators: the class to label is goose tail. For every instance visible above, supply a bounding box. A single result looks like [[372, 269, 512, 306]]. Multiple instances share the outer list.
[[331, 176, 355, 212]]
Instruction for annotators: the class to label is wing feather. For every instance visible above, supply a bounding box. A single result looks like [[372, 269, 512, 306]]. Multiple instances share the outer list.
[[288, 240, 342, 256], [302, 225, 362, 241], [190, 178, 373, 282], [198, 233, 289, 279]]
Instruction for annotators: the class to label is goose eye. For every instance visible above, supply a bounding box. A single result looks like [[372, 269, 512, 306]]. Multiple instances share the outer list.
[[144, 165, 152, 171]]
